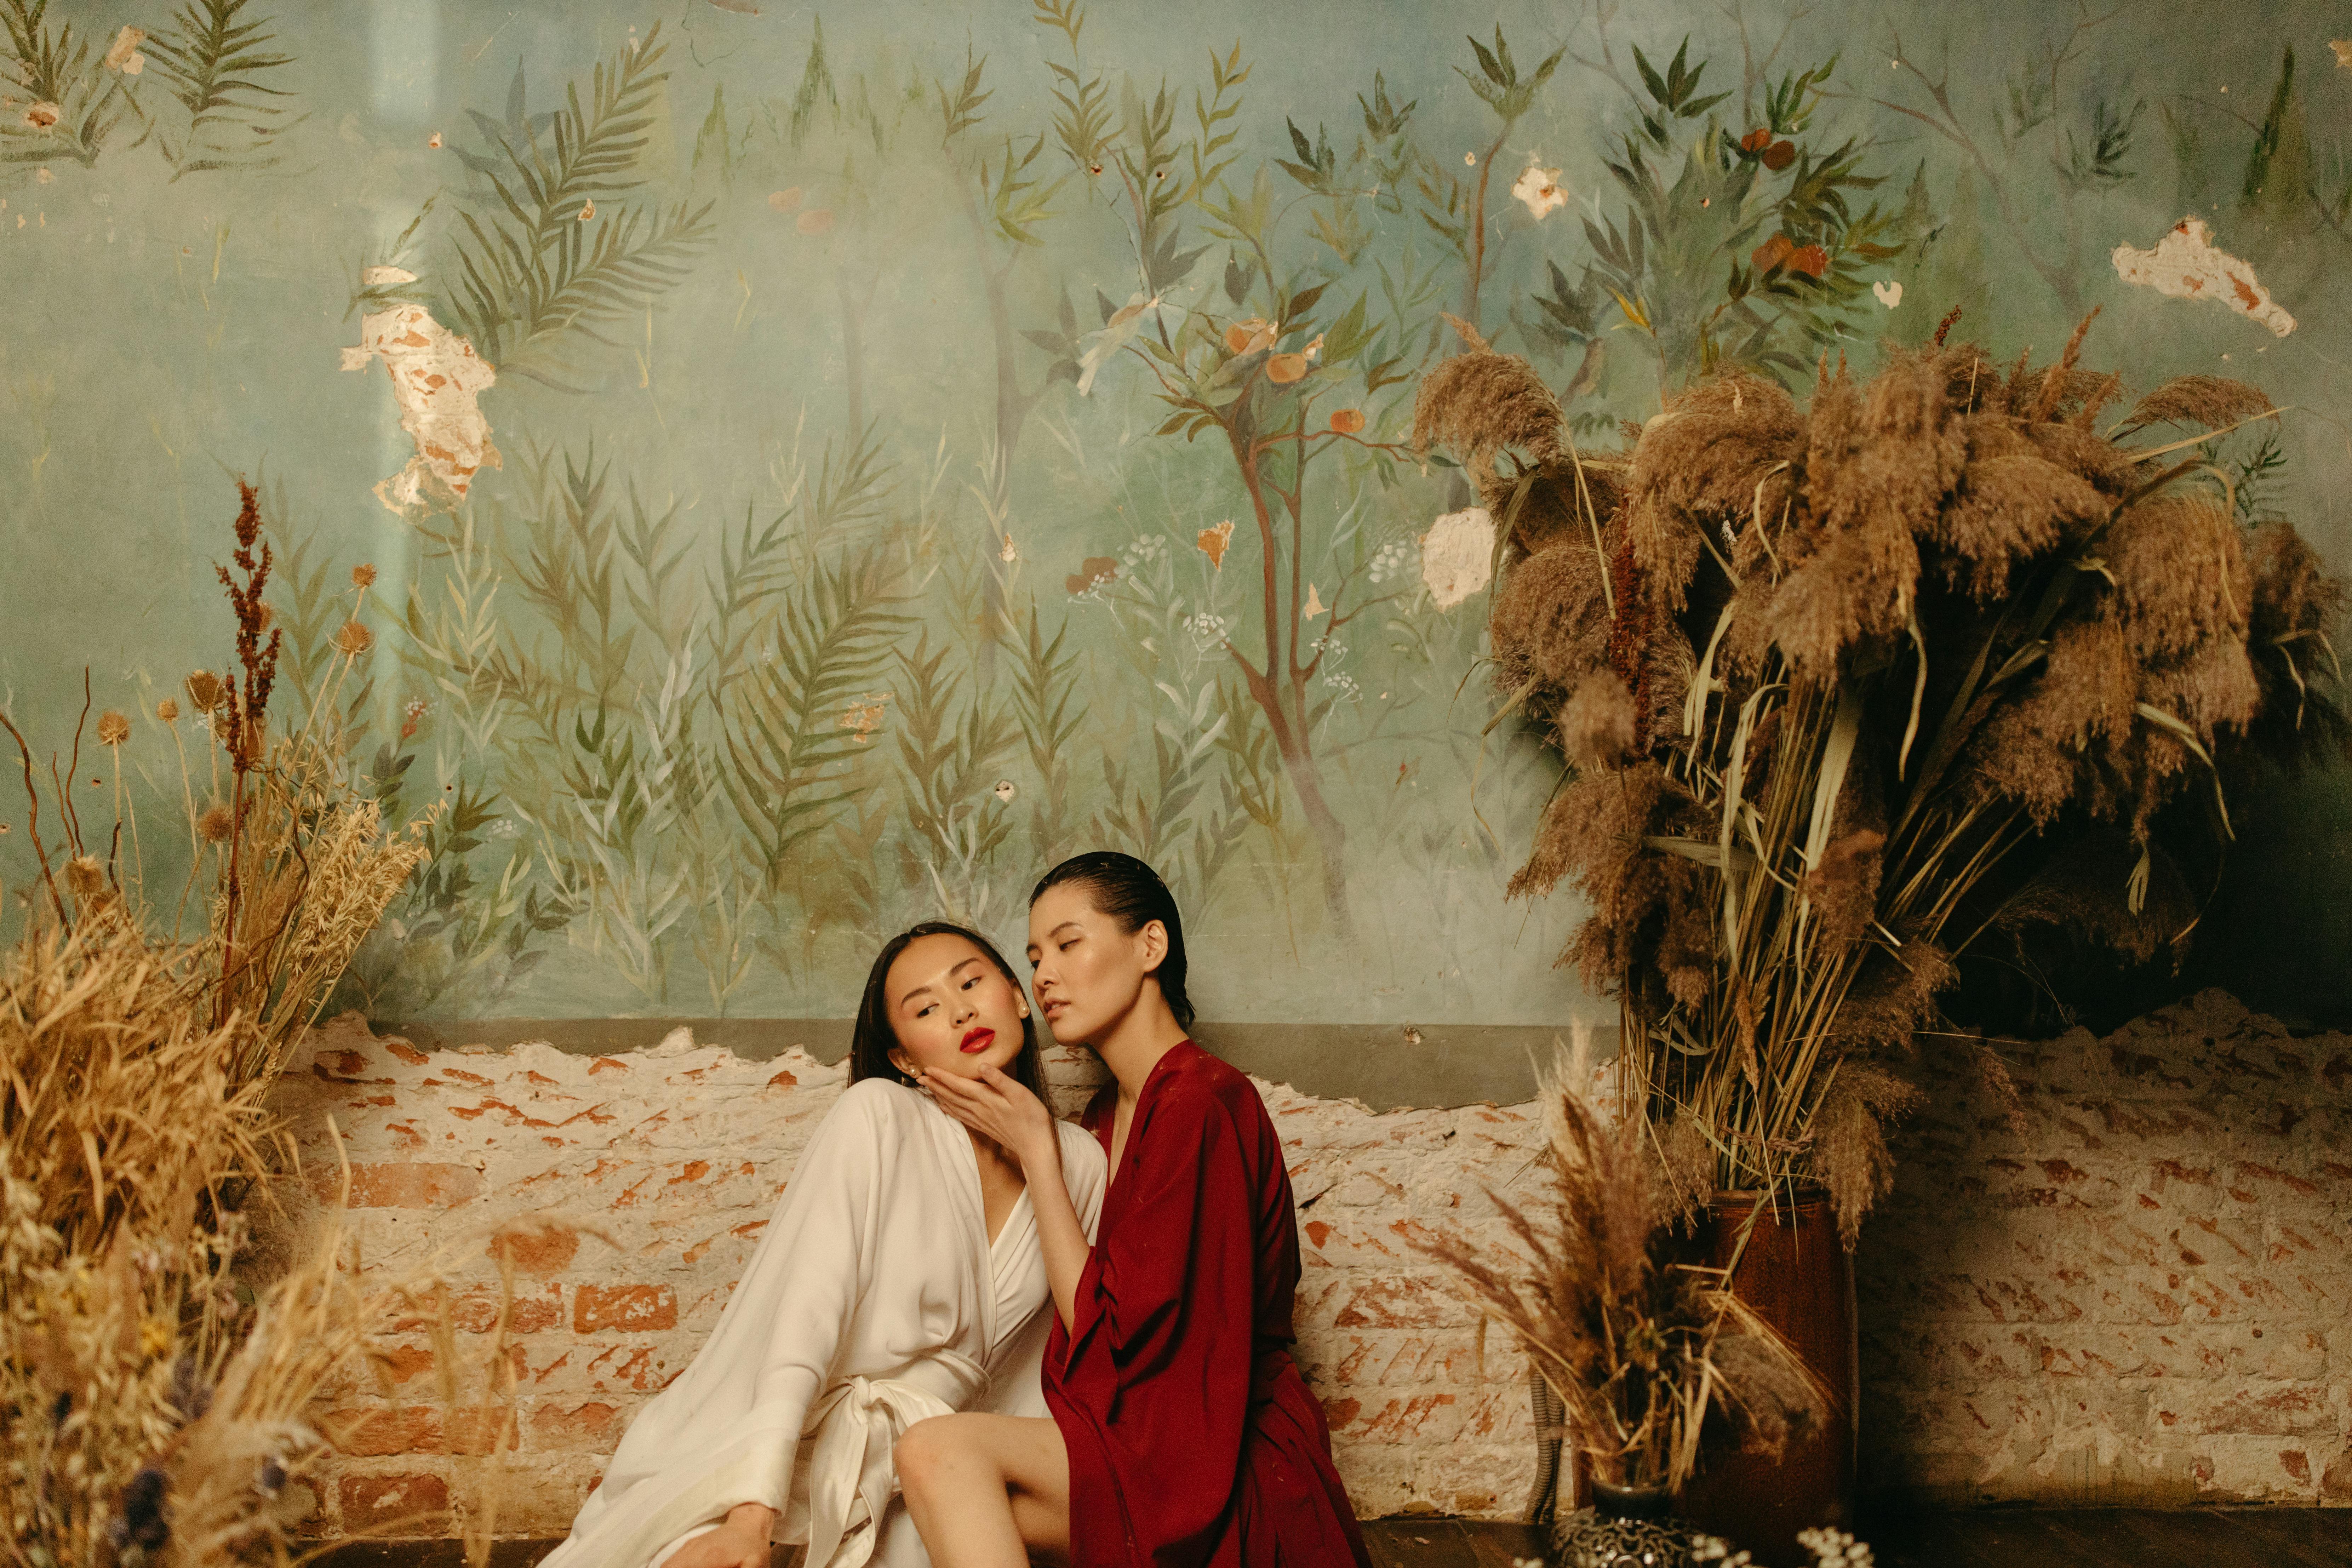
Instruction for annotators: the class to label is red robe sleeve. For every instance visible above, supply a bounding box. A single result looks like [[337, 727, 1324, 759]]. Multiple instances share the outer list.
[[1044, 1044, 1370, 1568]]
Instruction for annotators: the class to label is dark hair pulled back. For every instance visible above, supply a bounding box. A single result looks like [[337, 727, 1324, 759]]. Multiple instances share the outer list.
[[1029, 851, 1195, 1029], [849, 921, 1048, 1099]]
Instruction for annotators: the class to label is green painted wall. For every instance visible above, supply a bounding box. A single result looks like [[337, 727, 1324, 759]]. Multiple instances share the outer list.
[[2, 0, 2346, 1034]]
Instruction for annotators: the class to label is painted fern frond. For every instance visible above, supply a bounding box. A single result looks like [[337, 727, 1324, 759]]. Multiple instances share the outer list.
[[144, 0, 302, 180], [440, 23, 715, 379], [722, 543, 910, 881]]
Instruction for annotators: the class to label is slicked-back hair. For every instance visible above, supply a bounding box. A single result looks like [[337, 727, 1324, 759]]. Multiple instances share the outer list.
[[1029, 851, 1195, 1030]]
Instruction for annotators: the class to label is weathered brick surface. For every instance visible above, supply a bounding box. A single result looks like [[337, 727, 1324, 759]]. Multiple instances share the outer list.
[[271, 990, 2347, 1536], [270, 1022, 1546, 1534], [1858, 990, 2350, 1506], [339, 1471, 450, 1534]]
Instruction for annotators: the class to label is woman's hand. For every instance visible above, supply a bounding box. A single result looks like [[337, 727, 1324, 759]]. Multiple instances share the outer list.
[[921, 1063, 1059, 1171], [659, 1505, 773, 1568], [930, 1065, 1093, 1330]]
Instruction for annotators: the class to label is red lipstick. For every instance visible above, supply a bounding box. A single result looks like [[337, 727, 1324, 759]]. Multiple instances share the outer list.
[[959, 1027, 995, 1054]]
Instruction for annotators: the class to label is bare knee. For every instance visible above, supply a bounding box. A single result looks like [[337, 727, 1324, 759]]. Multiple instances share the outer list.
[[894, 1414, 963, 1500]]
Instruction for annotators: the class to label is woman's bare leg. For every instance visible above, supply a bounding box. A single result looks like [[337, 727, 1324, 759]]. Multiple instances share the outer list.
[[894, 1413, 1069, 1568]]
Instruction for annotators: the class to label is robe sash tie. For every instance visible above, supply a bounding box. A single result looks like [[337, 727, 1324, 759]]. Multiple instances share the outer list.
[[800, 1349, 986, 1568]]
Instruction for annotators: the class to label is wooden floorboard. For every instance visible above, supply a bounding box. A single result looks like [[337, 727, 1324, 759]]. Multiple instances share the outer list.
[[303, 1509, 2350, 1568], [1859, 1506, 2351, 1568], [1458, 1518, 1549, 1568]]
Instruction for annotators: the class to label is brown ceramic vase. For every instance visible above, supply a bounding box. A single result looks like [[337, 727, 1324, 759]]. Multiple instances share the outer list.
[[1676, 1189, 1856, 1568]]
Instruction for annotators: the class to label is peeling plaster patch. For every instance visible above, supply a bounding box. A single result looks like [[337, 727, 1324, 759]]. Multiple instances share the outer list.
[[341, 267, 501, 514], [2333, 40, 2352, 71], [104, 27, 145, 74], [1196, 520, 1234, 569], [1873, 279, 1903, 309], [1420, 508, 1494, 610], [2111, 218, 2295, 338]]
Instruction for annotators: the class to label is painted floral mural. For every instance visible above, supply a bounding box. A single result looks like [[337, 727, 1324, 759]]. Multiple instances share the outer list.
[[2, 0, 2346, 1024]]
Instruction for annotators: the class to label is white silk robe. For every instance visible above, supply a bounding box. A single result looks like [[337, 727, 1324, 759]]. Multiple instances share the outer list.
[[540, 1078, 1108, 1568]]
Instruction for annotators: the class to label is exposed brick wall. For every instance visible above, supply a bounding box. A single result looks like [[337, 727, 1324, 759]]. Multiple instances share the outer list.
[[270, 989, 2348, 1539], [1860, 990, 2351, 1506], [271, 1019, 1545, 1538]]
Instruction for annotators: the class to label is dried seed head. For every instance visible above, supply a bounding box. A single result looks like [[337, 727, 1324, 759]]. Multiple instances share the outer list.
[[185, 671, 226, 713], [1492, 543, 1612, 694], [333, 620, 376, 657], [196, 802, 235, 843], [65, 855, 105, 899], [1413, 345, 1567, 476], [2113, 374, 2273, 437], [1815, 1064, 1928, 1248], [96, 710, 131, 746], [352, 563, 378, 588], [155, 698, 179, 721], [2247, 522, 2344, 644], [1559, 670, 1638, 773]]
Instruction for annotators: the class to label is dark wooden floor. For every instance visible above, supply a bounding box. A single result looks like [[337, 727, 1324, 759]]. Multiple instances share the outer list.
[[307, 1509, 2351, 1568], [1356, 1509, 2351, 1568]]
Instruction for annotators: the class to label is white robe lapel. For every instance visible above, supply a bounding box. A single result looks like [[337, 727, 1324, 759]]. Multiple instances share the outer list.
[[916, 1094, 999, 1355]]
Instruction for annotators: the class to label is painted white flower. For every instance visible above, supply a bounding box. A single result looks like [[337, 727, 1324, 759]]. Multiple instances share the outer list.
[[1185, 611, 1229, 648], [1511, 161, 1567, 221], [1367, 539, 1414, 585], [1872, 279, 1903, 309]]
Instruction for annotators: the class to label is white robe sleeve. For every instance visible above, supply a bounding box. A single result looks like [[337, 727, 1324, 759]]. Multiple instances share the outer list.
[[545, 1083, 895, 1568], [1063, 1118, 1109, 1243]]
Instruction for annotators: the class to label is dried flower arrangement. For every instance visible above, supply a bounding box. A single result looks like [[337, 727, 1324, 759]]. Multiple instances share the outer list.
[[2, 481, 433, 1564], [1415, 316, 2350, 1240], [1418, 1043, 1824, 1498]]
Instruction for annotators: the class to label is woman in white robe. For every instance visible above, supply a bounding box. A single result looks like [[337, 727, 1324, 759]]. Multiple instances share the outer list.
[[540, 922, 1108, 1568]]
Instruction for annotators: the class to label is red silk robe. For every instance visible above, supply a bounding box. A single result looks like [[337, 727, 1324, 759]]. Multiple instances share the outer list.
[[1044, 1041, 1371, 1568]]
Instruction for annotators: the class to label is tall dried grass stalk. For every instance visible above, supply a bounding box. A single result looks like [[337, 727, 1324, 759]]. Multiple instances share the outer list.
[[1419, 330, 2349, 1240], [1416, 1043, 1823, 1492]]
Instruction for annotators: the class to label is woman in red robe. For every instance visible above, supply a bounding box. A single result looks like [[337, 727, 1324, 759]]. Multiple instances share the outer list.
[[898, 852, 1370, 1568]]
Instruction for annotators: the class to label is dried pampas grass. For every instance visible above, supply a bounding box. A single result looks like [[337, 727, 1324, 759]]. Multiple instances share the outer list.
[[2111, 374, 2274, 437], [1416, 1043, 1824, 1492], [1415, 317, 2348, 1233], [1411, 327, 1567, 479], [1814, 1065, 1928, 1248]]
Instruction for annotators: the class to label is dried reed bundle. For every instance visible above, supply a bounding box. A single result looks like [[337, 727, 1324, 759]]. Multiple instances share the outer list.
[[213, 791, 429, 1087], [1419, 326, 2350, 1241], [0, 919, 272, 1257], [2, 481, 430, 1566], [1417, 1045, 1822, 1493]]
